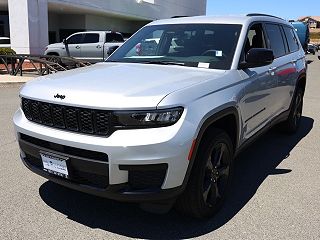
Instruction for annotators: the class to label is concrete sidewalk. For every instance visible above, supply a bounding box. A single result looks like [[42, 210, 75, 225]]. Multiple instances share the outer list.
[[0, 74, 36, 86]]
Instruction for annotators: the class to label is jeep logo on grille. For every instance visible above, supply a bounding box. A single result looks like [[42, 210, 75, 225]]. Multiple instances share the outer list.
[[54, 94, 66, 100]]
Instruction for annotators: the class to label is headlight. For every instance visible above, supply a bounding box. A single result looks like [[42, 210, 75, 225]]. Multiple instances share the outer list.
[[114, 107, 184, 128]]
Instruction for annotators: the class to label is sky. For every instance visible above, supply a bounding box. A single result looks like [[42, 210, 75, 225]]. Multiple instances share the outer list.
[[206, 0, 320, 20]]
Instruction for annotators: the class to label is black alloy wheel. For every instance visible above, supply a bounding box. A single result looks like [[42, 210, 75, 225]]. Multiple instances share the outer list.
[[293, 89, 303, 128], [202, 142, 231, 208], [176, 129, 234, 218], [281, 87, 304, 134]]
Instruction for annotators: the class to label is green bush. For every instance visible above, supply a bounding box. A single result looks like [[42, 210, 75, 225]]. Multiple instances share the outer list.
[[0, 48, 16, 55]]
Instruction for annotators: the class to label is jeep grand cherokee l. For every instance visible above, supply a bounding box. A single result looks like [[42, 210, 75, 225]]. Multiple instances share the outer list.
[[14, 14, 306, 218]]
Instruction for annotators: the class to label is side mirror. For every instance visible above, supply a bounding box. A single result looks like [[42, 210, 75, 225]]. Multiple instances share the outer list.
[[62, 39, 67, 45], [239, 48, 274, 69], [107, 45, 119, 56]]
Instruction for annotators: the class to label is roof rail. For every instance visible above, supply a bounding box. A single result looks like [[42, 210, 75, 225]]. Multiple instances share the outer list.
[[246, 13, 284, 20]]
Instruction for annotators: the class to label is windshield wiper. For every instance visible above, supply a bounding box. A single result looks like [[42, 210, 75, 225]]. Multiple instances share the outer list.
[[139, 61, 185, 66], [107, 60, 185, 66]]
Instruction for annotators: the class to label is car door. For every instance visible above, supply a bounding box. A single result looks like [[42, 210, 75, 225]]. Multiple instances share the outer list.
[[238, 23, 278, 140], [80, 33, 104, 62], [66, 33, 83, 58], [276, 25, 302, 112], [264, 23, 297, 116]]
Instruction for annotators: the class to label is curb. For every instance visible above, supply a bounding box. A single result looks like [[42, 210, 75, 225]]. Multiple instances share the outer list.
[[0, 82, 26, 87]]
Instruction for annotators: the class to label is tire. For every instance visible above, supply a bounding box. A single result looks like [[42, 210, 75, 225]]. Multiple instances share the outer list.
[[175, 129, 234, 218], [281, 87, 303, 134]]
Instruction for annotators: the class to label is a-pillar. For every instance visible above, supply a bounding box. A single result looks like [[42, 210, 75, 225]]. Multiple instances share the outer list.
[[8, 0, 49, 54]]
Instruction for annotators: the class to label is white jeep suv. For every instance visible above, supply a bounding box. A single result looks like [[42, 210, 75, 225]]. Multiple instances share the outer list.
[[14, 14, 306, 218]]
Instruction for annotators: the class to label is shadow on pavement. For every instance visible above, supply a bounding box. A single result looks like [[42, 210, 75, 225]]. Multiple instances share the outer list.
[[39, 116, 314, 239]]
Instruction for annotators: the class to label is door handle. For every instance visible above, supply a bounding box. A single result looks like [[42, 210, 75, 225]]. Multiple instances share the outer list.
[[75, 46, 80, 49], [268, 67, 277, 76], [291, 59, 297, 64], [96, 45, 102, 49]]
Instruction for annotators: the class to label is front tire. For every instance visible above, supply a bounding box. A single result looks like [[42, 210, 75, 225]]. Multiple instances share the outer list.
[[176, 129, 234, 218]]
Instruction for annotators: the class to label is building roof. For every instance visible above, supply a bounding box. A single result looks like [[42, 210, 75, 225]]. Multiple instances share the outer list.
[[298, 16, 320, 22]]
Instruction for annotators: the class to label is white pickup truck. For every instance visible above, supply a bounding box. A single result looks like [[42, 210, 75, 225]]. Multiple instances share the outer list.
[[44, 31, 125, 62]]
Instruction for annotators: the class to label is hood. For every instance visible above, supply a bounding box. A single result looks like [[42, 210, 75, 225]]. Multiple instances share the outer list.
[[47, 42, 63, 48], [20, 62, 225, 109]]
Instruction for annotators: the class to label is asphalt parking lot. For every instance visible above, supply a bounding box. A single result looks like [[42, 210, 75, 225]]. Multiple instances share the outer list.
[[1, 55, 320, 240]]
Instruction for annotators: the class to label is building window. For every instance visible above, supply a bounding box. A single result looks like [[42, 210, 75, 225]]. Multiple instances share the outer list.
[[0, 20, 4, 36]]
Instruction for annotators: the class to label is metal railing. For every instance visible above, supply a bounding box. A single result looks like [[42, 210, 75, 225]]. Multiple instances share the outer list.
[[0, 54, 91, 76]]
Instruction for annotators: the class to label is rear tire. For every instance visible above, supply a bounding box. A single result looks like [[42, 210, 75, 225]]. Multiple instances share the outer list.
[[281, 87, 303, 134], [175, 129, 234, 218]]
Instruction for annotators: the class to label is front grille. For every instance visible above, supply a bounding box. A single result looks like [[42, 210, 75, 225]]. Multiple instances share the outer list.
[[22, 98, 111, 136]]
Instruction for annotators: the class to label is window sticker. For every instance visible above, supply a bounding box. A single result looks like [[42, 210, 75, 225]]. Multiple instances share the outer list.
[[216, 50, 223, 57], [198, 62, 210, 68]]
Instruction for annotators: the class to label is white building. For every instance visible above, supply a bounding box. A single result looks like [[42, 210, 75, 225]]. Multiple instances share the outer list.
[[0, 0, 206, 54]]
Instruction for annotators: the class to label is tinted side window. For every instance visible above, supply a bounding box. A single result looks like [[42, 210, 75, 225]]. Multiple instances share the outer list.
[[244, 24, 266, 53], [106, 33, 124, 42], [0, 39, 10, 44], [82, 33, 100, 44], [265, 24, 286, 58], [283, 27, 300, 53], [68, 34, 83, 44]]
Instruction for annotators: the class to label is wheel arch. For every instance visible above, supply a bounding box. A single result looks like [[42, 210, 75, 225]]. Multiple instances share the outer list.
[[180, 107, 241, 191], [46, 52, 59, 56], [195, 107, 240, 154]]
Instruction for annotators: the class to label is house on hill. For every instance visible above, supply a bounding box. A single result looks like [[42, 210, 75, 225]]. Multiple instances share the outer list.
[[298, 16, 320, 29]]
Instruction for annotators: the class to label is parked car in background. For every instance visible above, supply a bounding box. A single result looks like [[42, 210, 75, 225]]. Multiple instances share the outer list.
[[44, 31, 125, 62], [290, 21, 309, 52], [0, 37, 11, 48], [307, 44, 316, 55], [15, 14, 306, 218]]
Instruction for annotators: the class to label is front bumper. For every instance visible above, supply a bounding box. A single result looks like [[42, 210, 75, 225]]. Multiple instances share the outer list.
[[20, 152, 180, 202], [14, 108, 195, 202]]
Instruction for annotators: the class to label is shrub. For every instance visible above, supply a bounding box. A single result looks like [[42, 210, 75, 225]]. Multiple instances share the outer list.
[[0, 48, 16, 55], [0, 48, 17, 64]]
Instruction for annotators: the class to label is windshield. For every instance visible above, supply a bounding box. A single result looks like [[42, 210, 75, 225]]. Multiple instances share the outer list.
[[107, 24, 242, 70]]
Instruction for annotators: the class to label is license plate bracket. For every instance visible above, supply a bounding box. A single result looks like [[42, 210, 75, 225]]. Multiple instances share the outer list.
[[40, 151, 69, 179]]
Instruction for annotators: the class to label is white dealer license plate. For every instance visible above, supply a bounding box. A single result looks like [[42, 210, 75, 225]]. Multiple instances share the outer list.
[[40, 152, 69, 178]]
